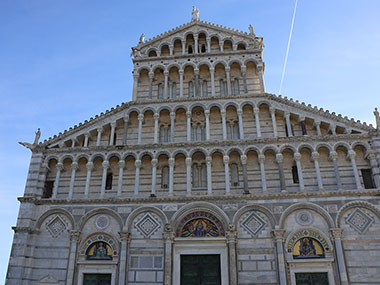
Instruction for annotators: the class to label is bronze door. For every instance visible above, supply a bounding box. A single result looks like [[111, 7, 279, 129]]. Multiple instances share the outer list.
[[295, 272, 329, 285], [180, 254, 221, 285], [83, 274, 111, 285]]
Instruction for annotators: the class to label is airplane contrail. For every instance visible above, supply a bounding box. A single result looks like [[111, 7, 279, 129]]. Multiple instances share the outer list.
[[279, 0, 299, 95]]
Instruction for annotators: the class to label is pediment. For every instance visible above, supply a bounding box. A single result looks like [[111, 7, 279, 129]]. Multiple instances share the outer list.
[[38, 274, 58, 284], [132, 20, 261, 58]]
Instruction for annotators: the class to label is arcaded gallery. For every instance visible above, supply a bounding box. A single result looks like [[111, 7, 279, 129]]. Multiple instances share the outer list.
[[6, 7, 380, 285]]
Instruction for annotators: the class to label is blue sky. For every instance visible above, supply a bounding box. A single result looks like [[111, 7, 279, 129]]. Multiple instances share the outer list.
[[1, 0, 380, 281]]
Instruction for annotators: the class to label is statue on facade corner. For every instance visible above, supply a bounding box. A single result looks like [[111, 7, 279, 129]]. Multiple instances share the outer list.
[[374, 107, 380, 131], [139, 33, 145, 44], [130, 47, 141, 58], [249, 24, 256, 37], [192, 6, 199, 22], [19, 128, 41, 150]]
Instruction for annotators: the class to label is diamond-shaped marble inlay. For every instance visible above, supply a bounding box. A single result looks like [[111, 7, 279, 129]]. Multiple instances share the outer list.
[[346, 208, 374, 233], [135, 213, 160, 238], [46, 216, 67, 238], [241, 212, 266, 237]]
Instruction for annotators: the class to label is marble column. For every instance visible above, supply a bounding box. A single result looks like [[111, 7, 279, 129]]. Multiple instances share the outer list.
[[148, 71, 154, 99], [258, 154, 267, 192], [272, 229, 287, 285], [168, 158, 175, 196], [241, 66, 248, 93], [84, 133, 90, 147], [348, 150, 362, 189], [312, 152, 324, 190], [368, 151, 380, 188], [314, 120, 322, 136], [206, 37, 211, 52], [71, 138, 76, 148], [154, 113, 160, 144], [241, 155, 249, 194], [123, 116, 129, 145], [117, 160, 125, 197], [257, 65, 265, 93], [52, 162, 64, 199], [330, 151, 342, 190], [66, 230, 81, 285], [163, 228, 175, 285], [40, 163, 49, 197], [84, 162, 94, 197], [237, 108, 244, 139], [226, 229, 238, 285], [276, 154, 286, 191], [170, 112, 175, 143], [182, 41, 186, 55], [225, 67, 232, 96], [151, 158, 158, 196], [221, 109, 227, 140], [210, 67, 216, 97], [219, 43, 223, 52], [186, 157, 192, 196], [194, 35, 199, 53], [137, 114, 144, 144], [96, 127, 103, 146], [285, 112, 293, 137], [330, 229, 349, 285], [330, 124, 337, 135], [132, 73, 139, 101], [163, 70, 169, 99], [224, 155, 231, 194], [294, 152, 305, 191], [109, 122, 116, 145], [270, 107, 278, 138], [100, 160, 109, 198], [205, 110, 211, 141], [134, 159, 142, 195], [68, 162, 78, 198], [179, 70, 184, 97], [194, 69, 200, 97], [169, 45, 173, 56], [299, 116, 307, 135], [206, 156, 212, 195], [186, 111, 192, 142], [118, 232, 131, 285], [254, 107, 262, 138]]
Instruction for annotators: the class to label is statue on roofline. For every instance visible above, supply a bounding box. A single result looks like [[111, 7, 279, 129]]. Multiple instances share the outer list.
[[130, 47, 141, 58], [249, 24, 256, 37], [19, 128, 41, 151], [192, 6, 199, 22], [139, 33, 145, 44], [374, 108, 380, 131]]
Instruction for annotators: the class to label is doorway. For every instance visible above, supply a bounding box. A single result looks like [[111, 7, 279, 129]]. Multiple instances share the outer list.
[[180, 254, 221, 285], [83, 273, 111, 285], [295, 272, 329, 285]]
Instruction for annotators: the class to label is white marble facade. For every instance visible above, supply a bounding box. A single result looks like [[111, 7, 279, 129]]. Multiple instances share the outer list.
[[6, 9, 380, 285]]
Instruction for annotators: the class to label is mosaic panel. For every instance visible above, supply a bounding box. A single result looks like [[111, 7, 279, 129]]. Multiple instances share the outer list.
[[240, 212, 267, 237], [135, 213, 161, 238], [346, 208, 374, 234], [46, 215, 67, 238]]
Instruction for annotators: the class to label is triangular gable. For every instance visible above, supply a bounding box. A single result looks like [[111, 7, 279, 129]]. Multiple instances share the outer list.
[[38, 274, 58, 284]]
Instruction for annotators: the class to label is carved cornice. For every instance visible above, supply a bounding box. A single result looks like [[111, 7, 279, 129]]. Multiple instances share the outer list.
[[11, 226, 39, 234], [17, 189, 380, 206]]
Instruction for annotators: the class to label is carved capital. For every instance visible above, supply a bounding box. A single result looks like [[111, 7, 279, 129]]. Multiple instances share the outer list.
[[153, 113, 160, 120], [138, 114, 144, 121], [226, 230, 238, 242], [241, 65, 247, 72], [110, 121, 117, 128], [204, 110, 210, 117], [348, 150, 356, 160], [221, 109, 226, 117], [41, 163, 50, 173], [225, 66, 230, 72], [185, 157, 192, 166], [240, 154, 247, 165], [254, 107, 260, 114], [312, 152, 320, 161], [163, 231, 176, 241], [186, 111, 192, 118], [70, 162, 79, 171], [276, 153, 283, 164], [69, 230, 81, 242], [151, 158, 158, 167], [206, 156, 212, 165], [258, 154, 265, 164], [237, 108, 243, 116], [223, 155, 230, 165], [102, 160, 110, 169], [56, 162, 64, 171], [86, 162, 94, 171], [118, 160, 126, 169], [294, 152, 302, 161], [148, 71, 154, 78], [123, 116, 129, 123], [96, 127, 103, 133], [272, 229, 285, 242], [329, 151, 338, 160], [163, 70, 169, 76], [170, 112, 176, 120], [284, 112, 291, 118], [135, 159, 142, 168], [330, 228, 343, 240], [168, 158, 175, 167], [119, 231, 131, 242], [269, 107, 276, 115]]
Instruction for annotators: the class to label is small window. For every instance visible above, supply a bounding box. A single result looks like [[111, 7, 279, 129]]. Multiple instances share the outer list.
[[112, 133, 117, 145], [201, 44, 206, 53], [188, 81, 194, 97], [158, 83, 163, 99], [202, 80, 208, 97], [233, 122, 240, 140], [188, 45, 193, 54], [292, 165, 299, 184], [105, 173, 113, 190], [43, 181, 54, 198], [219, 79, 226, 96], [230, 163, 239, 186], [361, 169, 375, 189], [233, 78, 240, 95]]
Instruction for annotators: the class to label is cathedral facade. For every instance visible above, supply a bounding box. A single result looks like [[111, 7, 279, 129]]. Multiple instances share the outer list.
[[6, 9, 380, 285]]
